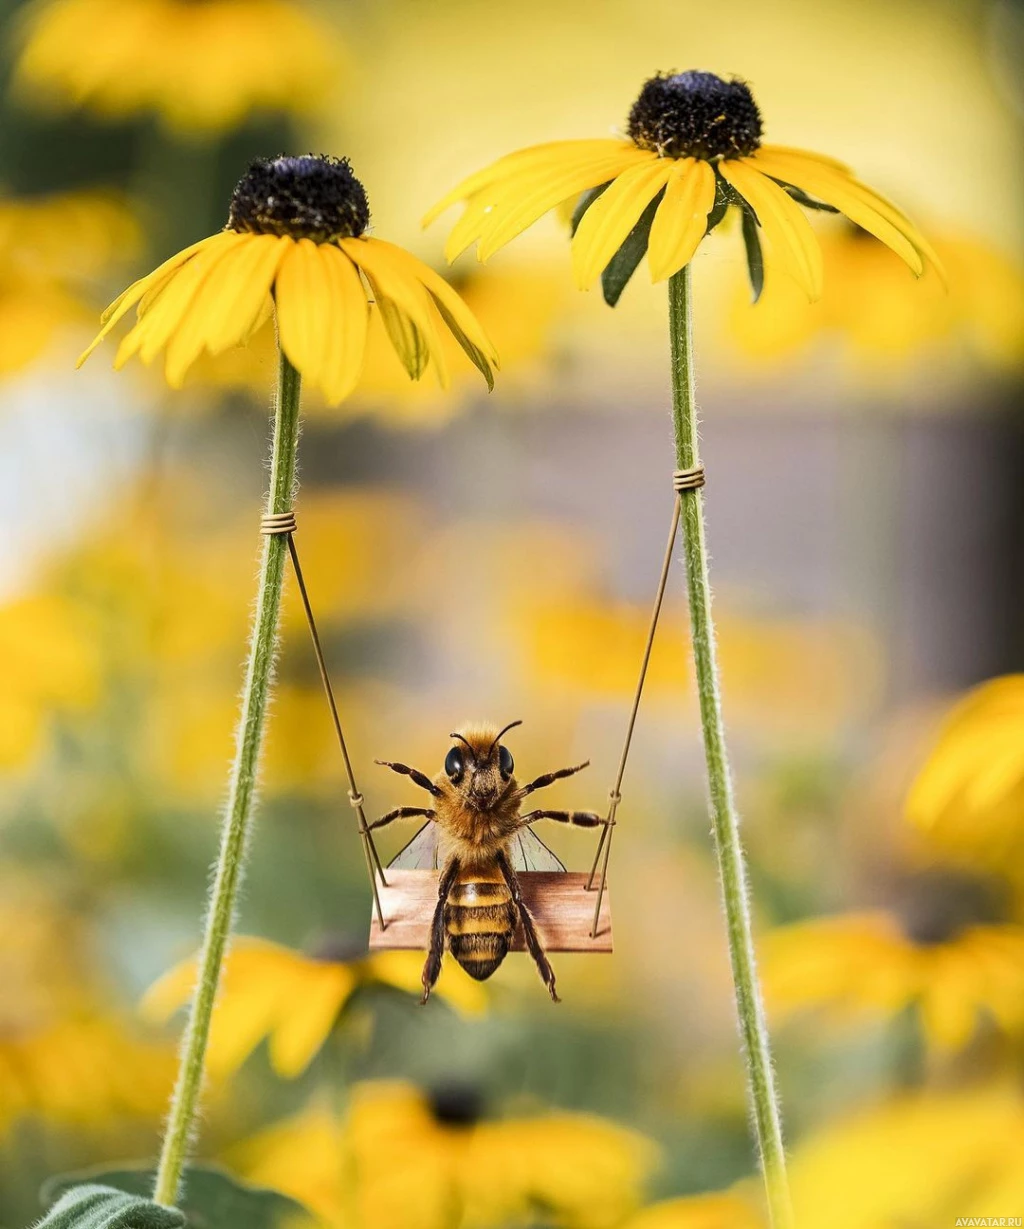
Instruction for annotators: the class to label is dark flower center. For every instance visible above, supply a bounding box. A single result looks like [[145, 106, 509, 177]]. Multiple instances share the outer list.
[[896, 869, 1008, 946], [627, 71, 762, 161], [227, 154, 370, 243], [427, 1082, 486, 1128], [308, 932, 369, 965]]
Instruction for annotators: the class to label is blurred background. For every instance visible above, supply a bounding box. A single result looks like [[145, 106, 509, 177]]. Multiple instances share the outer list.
[[1, 0, 1023, 1226]]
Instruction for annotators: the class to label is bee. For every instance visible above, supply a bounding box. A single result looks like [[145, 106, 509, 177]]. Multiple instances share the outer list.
[[371, 720, 606, 1003]]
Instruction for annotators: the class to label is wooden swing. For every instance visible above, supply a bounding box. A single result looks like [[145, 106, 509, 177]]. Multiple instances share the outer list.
[[263, 464, 702, 957]]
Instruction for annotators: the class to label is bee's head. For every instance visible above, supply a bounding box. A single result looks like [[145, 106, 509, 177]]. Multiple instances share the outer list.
[[444, 720, 521, 809]]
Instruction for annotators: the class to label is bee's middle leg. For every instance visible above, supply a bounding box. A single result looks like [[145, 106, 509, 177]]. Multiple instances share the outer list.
[[496, 850, 560, 1003], [422, 857, 459, 1005], [519, 809, 604, 829]]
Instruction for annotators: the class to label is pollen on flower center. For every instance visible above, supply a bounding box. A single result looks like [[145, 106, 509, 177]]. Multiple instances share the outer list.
[[627, 71, 762, 161], [227, 154, 370, 243]]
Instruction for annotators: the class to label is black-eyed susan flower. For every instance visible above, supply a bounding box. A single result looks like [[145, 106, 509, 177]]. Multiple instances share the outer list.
[[906, 675, 1024, 872], [623, 1085, 1024, 1229], [79, 154, 498, 404], [142, 936, 487, 1080], [14, 0, 347, 135], [727, 220, 1024, 374], [425, 70, 941, 304], [761, 868, 1024, 1054], [232, 1080, 657, 1229]]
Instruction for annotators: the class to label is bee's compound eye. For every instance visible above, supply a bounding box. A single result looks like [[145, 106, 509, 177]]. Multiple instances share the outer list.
[[498, 745, 514, 779], [444, 747, 464, 782]]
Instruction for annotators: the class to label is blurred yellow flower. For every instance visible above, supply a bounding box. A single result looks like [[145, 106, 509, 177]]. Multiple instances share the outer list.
[[0, 591, 99, 770], [0, 1016, 175, 1131], [349, 265, 570, 425], [906, 675, 1024, 871], [426, 71, 940, 302], [728, 222, 1024, 373], [623, 1085, 1024, 1229], [80, 155, 497, 404], [0, 190, 141, 282], [787, 1085, 1024, 1229], [233, 1080, 657, 1229], [520, 598, 880, 735], [0, 270, 86, 377], [620, 1192, 763, 1229], [0, 887, 174, 1131], [761, 869, 1024, 1052], [142, 937, 487, 1080], [0, 190, 140, 375], [14, 0, 348, 135]]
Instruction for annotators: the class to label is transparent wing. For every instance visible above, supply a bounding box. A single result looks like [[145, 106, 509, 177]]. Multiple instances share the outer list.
[[509, 827, 567, 873], [388, 821, 440, 870]]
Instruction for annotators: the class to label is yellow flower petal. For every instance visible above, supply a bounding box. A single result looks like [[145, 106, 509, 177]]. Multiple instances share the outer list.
[[474, 147, 657, 263], [720, 161, 824, 300], [190, 232, 291, 355], [268, 961, 356, 1078], [341, 237, 449, 387], [372, 241, 499, 389], [365, 950, 490, 1016], [646, 158, 717, 282], [421, 140, 642, 228], [274, 237, 335, 394], [316, 243, 370, 404], [142, 939, 306, 1079], [114, 233, 239, 372], [745, 150, 931, 279], [758, 143, 853, 173], [76, 232, 224, 366], [571, 159, 674, 290]]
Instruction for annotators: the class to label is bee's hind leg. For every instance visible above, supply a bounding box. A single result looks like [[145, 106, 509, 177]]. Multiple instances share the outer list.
[[422, 857, 460, 1005], [496, 850, 560, 1003]]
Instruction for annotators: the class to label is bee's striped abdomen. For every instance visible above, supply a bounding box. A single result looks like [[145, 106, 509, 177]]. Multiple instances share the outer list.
[[444, 867, 517, 981]]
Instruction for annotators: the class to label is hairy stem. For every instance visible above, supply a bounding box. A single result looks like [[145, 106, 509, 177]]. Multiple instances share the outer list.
[[153, 351, 302, 1205], [667, 266, 793, 1229]]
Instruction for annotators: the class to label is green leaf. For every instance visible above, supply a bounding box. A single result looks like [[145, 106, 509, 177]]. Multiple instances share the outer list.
[[740, 209, 765, 302], [773, 180, 839, 212], [703, 172, 732, 237], [428, 293, 494, 391], [41, 1165, 308, 1229], [599, 186, 666, 308], [570, 183, 610, 236], [32, 1184, 185, 1229], [369, 284, 430, 380]]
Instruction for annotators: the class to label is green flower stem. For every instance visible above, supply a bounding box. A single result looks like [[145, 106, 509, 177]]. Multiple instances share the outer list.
[[667, 266, 793, 1229], [152, 351, 302, 1207]]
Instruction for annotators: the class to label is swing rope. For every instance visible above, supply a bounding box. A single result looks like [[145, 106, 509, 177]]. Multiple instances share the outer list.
[[260, 511, 388, 930], [585, 465, 705, 937]]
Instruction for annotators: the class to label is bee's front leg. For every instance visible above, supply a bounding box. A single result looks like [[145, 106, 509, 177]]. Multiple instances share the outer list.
[[422, 856, 460, 1005]]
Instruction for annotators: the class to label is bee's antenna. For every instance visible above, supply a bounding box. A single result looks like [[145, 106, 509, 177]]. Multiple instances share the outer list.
[[488, 719, 523, 756], [449, 733, 475, 753]]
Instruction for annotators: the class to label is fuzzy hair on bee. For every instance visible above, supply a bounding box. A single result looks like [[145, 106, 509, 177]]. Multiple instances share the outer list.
[[371, 720, 607, 1002]]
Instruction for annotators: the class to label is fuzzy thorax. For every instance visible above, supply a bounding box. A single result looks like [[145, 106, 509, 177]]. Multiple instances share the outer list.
[[227, 153, 370, 243], [627, 71, 762, 161]]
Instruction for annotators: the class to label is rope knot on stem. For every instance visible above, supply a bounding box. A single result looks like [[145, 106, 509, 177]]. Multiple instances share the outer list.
[[672, 466, 706, 493], [260, 510, 297, 535]]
